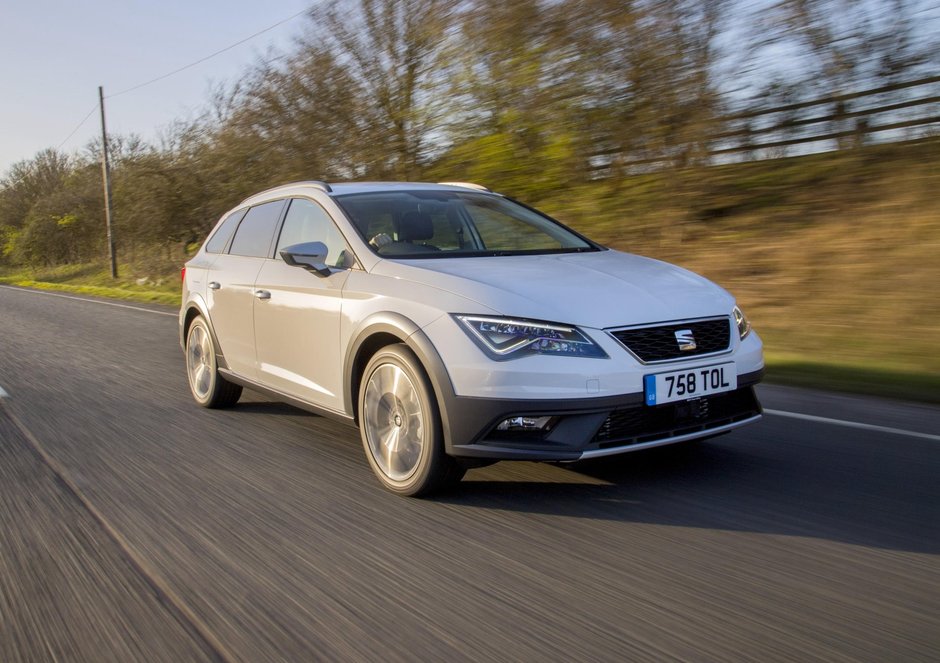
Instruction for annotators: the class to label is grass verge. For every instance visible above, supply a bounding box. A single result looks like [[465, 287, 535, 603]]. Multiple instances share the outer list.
[[0, 274, 179, 306], [763, 354, 940, 406]]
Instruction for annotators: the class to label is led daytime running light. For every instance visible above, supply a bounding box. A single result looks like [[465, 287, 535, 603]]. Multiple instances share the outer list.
[[455, 315, 607, 359]]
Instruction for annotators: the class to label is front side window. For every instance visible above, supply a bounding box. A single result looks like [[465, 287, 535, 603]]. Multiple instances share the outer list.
[[276, 198, 353, 268], [228, 200, 285, 258], [336, 191, 598, 259]]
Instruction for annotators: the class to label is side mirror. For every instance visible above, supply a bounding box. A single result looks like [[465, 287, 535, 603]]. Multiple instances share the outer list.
[[280, 241, 331, 277]]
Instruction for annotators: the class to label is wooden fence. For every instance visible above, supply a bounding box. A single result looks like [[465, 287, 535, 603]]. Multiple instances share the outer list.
[[592, 74, 940, 172]]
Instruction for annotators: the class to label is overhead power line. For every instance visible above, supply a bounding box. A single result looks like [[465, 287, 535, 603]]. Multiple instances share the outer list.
[[56, 104, 99, 151], [107, 7, 310, 98], [50, 7, 312, 155]]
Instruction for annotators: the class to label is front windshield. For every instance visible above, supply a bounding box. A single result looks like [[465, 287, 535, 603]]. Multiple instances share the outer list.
[[335, 190, 599, 258]]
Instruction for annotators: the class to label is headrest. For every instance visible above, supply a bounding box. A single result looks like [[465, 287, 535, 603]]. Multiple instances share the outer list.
[[397, 210, 434, 241]]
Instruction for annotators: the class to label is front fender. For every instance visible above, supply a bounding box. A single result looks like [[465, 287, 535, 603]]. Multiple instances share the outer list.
[[343, 312, 459, 449]]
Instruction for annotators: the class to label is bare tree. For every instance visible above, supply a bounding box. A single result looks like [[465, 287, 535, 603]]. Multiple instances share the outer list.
[[311, 0, 455, 178], [750, 0, 937, 104]]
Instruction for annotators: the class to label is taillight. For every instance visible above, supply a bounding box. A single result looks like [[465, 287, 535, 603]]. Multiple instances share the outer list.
[[181, 266, 186, 282]]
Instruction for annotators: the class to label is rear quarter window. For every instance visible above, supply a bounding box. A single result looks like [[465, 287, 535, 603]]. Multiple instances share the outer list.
[[204, 209, 246, 254]]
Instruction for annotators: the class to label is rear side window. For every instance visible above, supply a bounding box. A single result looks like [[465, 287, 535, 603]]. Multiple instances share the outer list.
[[228, 200, 286, 258], [204, 209, 246, 254]]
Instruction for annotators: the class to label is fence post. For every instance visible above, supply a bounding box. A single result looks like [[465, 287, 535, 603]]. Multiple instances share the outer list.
[[854, 117, 869, 147]]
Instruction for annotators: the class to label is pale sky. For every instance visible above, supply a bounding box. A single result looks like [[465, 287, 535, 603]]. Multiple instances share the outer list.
[[0, 0, 313, 175]]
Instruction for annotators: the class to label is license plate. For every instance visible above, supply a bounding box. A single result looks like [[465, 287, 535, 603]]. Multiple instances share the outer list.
[[644, 362, 737, 406]]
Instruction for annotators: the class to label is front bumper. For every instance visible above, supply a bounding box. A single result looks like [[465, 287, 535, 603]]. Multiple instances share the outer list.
[[440, 370, 763, 461]]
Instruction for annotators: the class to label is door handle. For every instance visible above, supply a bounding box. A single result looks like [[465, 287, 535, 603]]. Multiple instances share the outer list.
[[254, 289, 271, 300], [208, 281, 220, 290]]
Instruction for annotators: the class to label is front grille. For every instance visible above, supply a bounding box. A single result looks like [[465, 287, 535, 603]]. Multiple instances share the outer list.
[[590, 387, 761, 448], [610, 317, 731, 362]]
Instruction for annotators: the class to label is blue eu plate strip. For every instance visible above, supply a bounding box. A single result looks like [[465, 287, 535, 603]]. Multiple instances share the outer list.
[[644, 375, 657, 406]]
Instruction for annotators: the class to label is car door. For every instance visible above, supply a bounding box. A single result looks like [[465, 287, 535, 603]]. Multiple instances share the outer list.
[[252, 197, 354, 412], [187, 208, 246, 301], [206, 199, 286, 379]]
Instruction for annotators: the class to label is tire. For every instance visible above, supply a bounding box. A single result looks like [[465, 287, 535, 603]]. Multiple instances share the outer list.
[[358, 344, 465, 496], [185, 315, 242, 408]]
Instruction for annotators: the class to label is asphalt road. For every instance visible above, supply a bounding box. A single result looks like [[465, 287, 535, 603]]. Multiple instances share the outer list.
[[0, 284, 938, 662]]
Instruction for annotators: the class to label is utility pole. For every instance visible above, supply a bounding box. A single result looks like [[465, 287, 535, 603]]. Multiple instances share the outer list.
[[98, 86, 118, 279]]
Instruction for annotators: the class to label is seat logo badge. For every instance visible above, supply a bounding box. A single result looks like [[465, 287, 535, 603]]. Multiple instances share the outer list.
[[675, 329, 696, 351]]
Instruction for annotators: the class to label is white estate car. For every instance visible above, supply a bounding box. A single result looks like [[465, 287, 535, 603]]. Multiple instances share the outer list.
[[181, 181, 764, 495]]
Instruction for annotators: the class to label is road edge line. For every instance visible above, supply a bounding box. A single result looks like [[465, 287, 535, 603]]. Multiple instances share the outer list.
[[764, 408, 940, 442], [0, 284, 177, 317], [0, 403, 237, 663]]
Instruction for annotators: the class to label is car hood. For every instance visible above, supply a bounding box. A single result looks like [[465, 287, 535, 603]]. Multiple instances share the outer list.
[[371, 249, 734, 329]]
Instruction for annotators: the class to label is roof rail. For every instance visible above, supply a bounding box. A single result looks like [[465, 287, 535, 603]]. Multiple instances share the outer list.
[[241, 180, 333, 204], [273, 180, 333, 193], [306, 180, 333, 193], [437, 181, 491, 192]]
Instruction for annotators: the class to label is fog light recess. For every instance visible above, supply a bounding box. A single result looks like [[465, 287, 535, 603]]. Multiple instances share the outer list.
[[496, 416, 557, 432]]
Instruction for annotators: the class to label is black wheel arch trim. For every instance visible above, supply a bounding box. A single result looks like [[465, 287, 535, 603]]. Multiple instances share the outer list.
[[342, 313, 458, 434], [180, 300, 230, 371]]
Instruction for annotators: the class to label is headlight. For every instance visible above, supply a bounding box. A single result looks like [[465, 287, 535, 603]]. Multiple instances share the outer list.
[[733, 306, 751, 340], [454, 315, 608, 360]]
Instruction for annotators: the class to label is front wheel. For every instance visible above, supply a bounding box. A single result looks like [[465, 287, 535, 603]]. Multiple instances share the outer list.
[[359, 344, 464, 496], [185, 315, 242, 408]]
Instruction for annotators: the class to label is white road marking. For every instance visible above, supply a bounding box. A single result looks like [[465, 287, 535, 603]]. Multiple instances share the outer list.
[[764, 408, 940, 442], [0, 385, 8, 399], [0, 284, 177, 317]]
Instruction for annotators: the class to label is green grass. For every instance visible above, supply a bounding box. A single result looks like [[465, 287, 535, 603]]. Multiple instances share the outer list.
[[764, 354, 940, 405], [0, 264, 179, 306]]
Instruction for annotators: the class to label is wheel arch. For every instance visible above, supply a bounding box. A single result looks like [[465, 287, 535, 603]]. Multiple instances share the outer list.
[[344, 313, 458, 449], [181, 298, 229, 370]]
